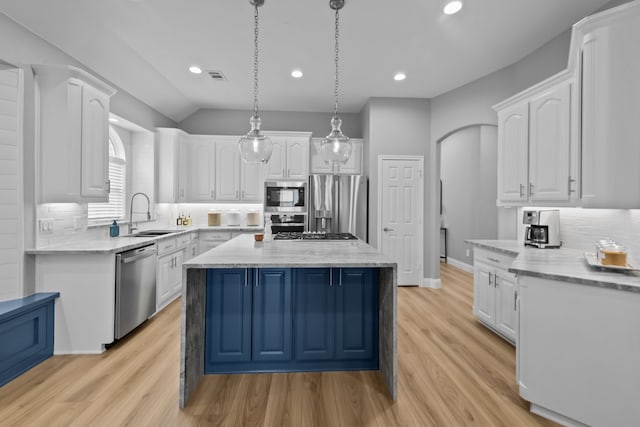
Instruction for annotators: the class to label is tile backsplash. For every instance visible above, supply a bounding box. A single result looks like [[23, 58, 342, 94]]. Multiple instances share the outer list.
[[517, 207, 640, 262], [36, 202, 265, 247]]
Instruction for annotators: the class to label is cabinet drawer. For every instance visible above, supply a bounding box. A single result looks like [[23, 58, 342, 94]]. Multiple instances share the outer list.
[[473, 248, 516, 270], [157, 238, 177, 255], [200, 231, 232, 242], [176, 234, 190, 249], [190, 232, 200, 243]]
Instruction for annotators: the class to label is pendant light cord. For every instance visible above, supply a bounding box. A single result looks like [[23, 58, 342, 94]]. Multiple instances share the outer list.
[[333, 9, 340, 116], [253, 4, 260, 118]]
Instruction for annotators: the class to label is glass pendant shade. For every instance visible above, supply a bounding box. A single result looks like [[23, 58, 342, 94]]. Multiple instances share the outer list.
[[238, 115, 273, 164], [321, 115, 351, 172]]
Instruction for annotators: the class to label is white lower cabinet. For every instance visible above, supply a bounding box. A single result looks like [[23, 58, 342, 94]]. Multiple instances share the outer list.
[[156, 235, 189, 310], [518, 275, 640, 427], [472, 248, 518, 344]]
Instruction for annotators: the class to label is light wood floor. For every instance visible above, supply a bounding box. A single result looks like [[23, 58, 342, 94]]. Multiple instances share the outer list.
[[0, 264, 558, 426]]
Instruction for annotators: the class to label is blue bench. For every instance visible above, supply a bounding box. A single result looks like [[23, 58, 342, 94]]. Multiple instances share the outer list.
[[0, 292, 59, 387]]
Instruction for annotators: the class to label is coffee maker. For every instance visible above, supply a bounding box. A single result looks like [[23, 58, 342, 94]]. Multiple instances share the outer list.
[[523, 209, 561, 248]]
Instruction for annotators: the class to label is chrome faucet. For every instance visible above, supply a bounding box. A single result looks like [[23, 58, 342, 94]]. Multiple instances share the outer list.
[[128, 192, 151, 234]]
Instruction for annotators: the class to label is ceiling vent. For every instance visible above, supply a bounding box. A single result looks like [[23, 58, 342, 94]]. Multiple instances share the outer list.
[[207, 70, 226, 81]]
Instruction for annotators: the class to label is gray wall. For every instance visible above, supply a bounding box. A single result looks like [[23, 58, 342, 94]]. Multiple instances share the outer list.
[[440, 126, 498, 265], [425, 29, 575, 280], [363, 98, 430, 277], [179, 109, 363, 138]]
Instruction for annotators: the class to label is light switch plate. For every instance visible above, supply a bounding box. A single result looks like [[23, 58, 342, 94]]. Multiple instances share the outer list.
[[40, 218, 54, 232]]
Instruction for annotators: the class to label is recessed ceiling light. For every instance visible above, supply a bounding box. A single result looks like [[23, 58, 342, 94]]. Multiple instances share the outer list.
[[189, 65, 203, 74], [291, 69, 303, 79], [108, 117, 119, 123], [394, 72, 407, 81], [444, 1, 463, 15]]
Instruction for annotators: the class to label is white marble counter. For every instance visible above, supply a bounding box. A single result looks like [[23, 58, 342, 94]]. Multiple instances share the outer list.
[[25, 226, 263, 255], [466, 240, 640, 293], [184, 234, 396, 268]]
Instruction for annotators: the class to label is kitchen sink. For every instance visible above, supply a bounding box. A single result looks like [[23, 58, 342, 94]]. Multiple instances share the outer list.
[[130, 230, 178, 237]]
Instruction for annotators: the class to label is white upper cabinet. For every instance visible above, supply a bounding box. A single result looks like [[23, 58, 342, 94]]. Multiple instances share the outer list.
[[34, 65, 116, 203], [215, 139, 241, 201], [310, 138, 363, 175], [577, 5, 640, 208], [497, 103, 529, 203], [156, 128, 188, 203], [240, 161, 262, 201], [187, 135, 216, 201], [528, 83, 572, 202], [495, 78, 576, 207], [264, 132, 311, 180]]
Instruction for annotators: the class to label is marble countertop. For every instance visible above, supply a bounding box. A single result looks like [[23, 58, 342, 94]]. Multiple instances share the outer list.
[[466, 240, 640, 293], [26, 226, 263, 255], [184, 234, 397, 269], [465, 239, 521, 256]]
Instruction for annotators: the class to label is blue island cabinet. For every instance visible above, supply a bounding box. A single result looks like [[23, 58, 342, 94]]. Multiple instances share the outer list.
[[205, 267, 378, 374]]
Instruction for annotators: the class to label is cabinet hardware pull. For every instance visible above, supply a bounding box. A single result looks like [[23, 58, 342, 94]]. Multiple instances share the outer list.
[[488, 257, 500, 263], [210, 189, 214, 198], [514, 290, 518, 311], [488, 272, 493, 286], [330, 269, 333, 287], [519, 184, 524, 198], [495, 276, 499, 287], [568, 177, 576, 194], [245, 269, 248, 287], [288, 168, 291, 177], [339, 269, 342, 287], [529, 182, 535, 197], [107, 180, 111, 194], [282, 168, 285, 177], [255, 268, 259, 287], [383, 227, 394, 232]]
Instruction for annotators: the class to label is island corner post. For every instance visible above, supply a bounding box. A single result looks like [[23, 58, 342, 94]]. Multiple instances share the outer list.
[[179, 263, 397, 408]]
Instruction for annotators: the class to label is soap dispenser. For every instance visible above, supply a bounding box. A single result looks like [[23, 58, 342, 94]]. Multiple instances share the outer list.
[[109, 220, 120, 237]]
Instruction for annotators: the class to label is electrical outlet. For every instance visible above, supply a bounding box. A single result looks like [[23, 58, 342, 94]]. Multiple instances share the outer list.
[[40, 218, 54, 233], [466, 248, 471, 257], [74, 216, 82, 230]]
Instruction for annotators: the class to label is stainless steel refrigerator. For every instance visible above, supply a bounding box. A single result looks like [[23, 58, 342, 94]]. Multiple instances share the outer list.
[[308, 174, 368, 241]]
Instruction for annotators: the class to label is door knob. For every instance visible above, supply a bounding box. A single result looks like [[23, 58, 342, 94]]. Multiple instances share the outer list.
[[383, 227, 394, 232]]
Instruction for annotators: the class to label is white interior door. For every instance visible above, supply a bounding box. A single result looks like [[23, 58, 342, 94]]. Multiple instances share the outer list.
[[379, 156, 423, 286]]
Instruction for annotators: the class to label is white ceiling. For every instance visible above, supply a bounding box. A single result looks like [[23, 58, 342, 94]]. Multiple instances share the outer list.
[[0, 0, 611, 122]]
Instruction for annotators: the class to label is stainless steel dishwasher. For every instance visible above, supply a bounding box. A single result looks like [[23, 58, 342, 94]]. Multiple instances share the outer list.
[[115, 244, 157, 339]]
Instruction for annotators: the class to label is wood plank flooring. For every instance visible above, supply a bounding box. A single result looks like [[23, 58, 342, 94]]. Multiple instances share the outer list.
[[0, 263, 558, 426]]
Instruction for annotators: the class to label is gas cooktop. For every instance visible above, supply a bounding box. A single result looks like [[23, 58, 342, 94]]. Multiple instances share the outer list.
[[273, 232, 358, 241]]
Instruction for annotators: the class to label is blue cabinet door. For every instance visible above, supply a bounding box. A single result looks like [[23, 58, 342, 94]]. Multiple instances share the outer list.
[[252, 268, 292, 361], [205, 269, 252, 365], [336, 268, 378, 360], [294, 268, 335, 361]]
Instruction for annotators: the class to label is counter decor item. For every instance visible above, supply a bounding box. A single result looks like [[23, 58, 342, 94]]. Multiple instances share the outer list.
[[583, 252, 638, 272], [254, 233, 264, 241], [109, 220, 120, 237], [207, 210, 221, 226], [247, 209, 261, 226], [226, 209, 241, 226]]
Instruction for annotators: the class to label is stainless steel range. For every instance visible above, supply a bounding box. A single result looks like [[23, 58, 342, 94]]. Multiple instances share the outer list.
[[273, 231, 358, 241]]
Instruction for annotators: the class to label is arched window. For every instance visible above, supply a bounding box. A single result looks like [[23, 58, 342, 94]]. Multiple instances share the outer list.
[[88, 127, 126, 222]]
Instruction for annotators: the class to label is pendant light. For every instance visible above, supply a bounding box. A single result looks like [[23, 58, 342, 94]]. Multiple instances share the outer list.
[[321, 0, 352, 174], [238, 0, 273, 164]]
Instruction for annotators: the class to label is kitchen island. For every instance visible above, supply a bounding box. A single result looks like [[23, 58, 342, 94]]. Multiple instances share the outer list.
[[179, 234, 397, 407]]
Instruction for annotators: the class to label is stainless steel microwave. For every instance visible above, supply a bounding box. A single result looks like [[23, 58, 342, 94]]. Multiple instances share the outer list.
[[264, 180, 307, 213]]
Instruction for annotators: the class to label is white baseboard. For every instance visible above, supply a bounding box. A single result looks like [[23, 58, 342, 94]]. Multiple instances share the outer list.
[[420, 278, 441, 289], [444, 257, 474, 273]]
